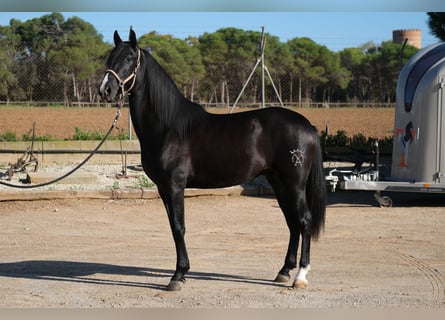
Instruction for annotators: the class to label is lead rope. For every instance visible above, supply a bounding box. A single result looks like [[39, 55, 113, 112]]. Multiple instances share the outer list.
[[1, 49, 141, 189], [0, 101, 123, 189]]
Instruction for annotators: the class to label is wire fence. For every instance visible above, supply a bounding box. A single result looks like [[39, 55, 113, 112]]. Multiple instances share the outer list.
[[1, 50, 397, 108], [1, 51, 396, 148]]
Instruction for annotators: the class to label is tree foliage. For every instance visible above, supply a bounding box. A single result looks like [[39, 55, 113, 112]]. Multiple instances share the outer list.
[[0, 12, 111, 105], [427, 12, 445, 41], [138, 31, 205, 100], [198, 27, 270, 105], [0, 12, 426, 106]]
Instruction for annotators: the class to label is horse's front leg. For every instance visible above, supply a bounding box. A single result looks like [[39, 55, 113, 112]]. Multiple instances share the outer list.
[[159, 186, 190, 291]]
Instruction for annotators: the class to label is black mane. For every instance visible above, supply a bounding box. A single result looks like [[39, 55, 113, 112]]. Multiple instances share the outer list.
[[141, 48, 207, 137]]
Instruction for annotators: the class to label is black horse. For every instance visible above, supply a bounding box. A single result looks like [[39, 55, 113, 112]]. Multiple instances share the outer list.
[[99, 29, 326, 291]]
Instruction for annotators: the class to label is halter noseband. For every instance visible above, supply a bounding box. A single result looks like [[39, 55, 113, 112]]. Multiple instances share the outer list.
[[105, 48, 141, 98]]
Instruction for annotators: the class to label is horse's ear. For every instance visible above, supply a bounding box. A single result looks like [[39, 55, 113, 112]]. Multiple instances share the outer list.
[[114, 31, 122, 46], [129, 27, 137, 49]]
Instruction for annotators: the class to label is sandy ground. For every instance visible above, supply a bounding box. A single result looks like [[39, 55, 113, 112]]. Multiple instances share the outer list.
[[0, 191, 444, 308]]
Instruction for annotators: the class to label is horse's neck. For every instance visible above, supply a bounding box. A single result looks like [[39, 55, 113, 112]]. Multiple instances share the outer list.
[[131, 52, 206, 138], [128, 92, 164, 140]]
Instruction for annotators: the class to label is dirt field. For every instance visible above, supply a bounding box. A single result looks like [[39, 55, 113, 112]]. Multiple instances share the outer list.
[[0, 106, 394, 140], [0, 106, 130, 140], [0, 192, 444, 308]]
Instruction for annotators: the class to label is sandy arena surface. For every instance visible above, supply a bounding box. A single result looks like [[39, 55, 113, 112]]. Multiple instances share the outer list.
[[0, 189, 444, 308]]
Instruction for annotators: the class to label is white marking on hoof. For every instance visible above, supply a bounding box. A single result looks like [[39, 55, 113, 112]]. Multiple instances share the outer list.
[[293, 278, 308, 289], [293, 265, 311, 289]]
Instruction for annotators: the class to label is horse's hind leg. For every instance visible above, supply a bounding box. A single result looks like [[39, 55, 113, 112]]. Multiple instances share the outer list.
[[293, 200, 312, 289], [280, 190, 312, 289], [267, 175, 300, 284], [274, 208, 300, 284], [268, 173, 313, 288]]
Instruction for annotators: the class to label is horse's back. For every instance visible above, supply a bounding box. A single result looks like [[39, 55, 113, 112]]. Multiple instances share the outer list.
[[253, 107, 317, 136], [210, 107, 316, 136], [202, 107, 319, 161]]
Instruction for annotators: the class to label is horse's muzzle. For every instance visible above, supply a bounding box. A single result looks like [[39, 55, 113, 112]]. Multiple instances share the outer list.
[[99, 73, 118, 102]]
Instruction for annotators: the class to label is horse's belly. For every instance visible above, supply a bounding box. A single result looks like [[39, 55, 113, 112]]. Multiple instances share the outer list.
[[188, 155, 265, 189]]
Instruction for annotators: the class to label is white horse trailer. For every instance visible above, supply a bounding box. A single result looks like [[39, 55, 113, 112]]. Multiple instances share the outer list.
[[327, 42, 445, 207]]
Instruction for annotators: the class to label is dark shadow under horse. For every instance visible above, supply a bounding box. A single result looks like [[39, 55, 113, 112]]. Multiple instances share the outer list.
[[99, 29, 326, 291]]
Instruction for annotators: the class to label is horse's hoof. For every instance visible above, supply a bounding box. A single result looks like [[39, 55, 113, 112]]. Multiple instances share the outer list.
[[166, 280, 185, 291], [274, 273, 290, 283], [292, 279, 308, 289]]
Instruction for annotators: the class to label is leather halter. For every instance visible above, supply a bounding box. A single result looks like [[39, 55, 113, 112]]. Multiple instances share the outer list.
[[105, 48, 141, 97]]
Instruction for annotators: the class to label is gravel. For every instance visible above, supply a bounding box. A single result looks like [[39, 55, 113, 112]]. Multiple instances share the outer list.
[[0, 163, 150, 192]]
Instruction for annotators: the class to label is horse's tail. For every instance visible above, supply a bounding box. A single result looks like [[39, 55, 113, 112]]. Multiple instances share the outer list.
[[306, 131, 326, 239]]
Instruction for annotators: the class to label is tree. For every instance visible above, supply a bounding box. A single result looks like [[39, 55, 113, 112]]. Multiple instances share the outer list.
[[197, 30, 230, 105], [363, 41, 418, 102], [46, 16, 111, 105], [287, 37, 331, 105], [199, 27, 274, 106], [339, 47, 366, 102], [1, 12, 110, 104], [427, 12, 445, 41], [0, 13, 419, 106], [260, 34, 293, 104], [338, 41, 417, 104], [138, 31, 205, 101], [0, 24, 20, 102], [319, 51, 351, 103], [0, 48, 17, 102]]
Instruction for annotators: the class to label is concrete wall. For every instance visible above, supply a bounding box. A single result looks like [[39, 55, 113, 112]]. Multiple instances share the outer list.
[[0, 140, 141, 165]]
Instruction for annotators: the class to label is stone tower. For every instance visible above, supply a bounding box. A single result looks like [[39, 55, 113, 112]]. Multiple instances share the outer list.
[[392, 29, 422, 49]]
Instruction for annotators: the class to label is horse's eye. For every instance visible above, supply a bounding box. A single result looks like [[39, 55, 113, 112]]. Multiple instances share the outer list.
[[125, 55, 132, 63]]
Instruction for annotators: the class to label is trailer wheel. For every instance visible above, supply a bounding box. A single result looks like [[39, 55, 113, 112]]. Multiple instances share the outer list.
[[380, 196, 393, 208], [374, 193, 393, 208]]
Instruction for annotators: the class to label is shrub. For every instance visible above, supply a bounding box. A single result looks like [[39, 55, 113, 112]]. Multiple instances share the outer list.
[[0, 131, 18, 142], [320, 130, 393, 155], [73, 127, 105, 141], [23, 133, 56, 141]]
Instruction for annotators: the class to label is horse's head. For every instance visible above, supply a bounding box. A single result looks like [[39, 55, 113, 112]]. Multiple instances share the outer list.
[[99, 28, 141, 102]]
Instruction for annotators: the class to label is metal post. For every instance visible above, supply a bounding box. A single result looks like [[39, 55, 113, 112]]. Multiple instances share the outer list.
[[261, 26, 266, 108], [374, 140, 380, 181], [229, 26, 284, 113], [230, 58, 262, 113], [128, 109, 132, 140]]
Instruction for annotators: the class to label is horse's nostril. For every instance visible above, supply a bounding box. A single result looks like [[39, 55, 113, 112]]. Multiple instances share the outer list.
[[99, 85, 111, 100]]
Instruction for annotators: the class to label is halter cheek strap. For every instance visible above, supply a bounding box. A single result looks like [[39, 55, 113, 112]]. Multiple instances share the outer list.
[[105, 48, 141, 97]]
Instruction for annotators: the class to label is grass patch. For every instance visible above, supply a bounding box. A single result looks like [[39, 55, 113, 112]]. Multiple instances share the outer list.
[[132, 175, 155, 189], [0, 131, 19, 142], [72, 127, 129, 141]]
